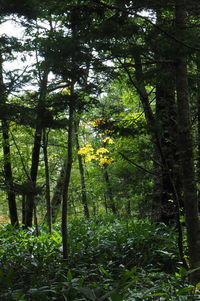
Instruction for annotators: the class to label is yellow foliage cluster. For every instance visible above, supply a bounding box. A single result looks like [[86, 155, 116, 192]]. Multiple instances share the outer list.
[[78, 144, 94, 155], [62, 88, 71, 95], [96, 147, 109, 155], [78, 118, 115, 166], [101, 129, 114, 135], [78, 144, 113, 166], [102, 137, 114, 144], [99, 157, 113, 166], [87, 117, 106, 127], [85, 154, 98, 162]]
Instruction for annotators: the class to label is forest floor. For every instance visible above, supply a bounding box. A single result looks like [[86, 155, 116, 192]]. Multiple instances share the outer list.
[[0, 215, 199, 300]]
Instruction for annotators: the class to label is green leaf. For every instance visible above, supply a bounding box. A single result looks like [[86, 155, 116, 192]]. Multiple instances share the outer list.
[[145, 292, 167, 297], [98, 265, 111, 278], [67, 270, 73, 281], [122, 267, 137, 281], [179, 267, 188, 277], [110, 292, 124, 301], [78, 287, 96, 301]]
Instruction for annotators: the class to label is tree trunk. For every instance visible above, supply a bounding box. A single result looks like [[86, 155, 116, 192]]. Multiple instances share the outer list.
[[175, 0, 200, 283], [133, 54, 179, 223], [2, 120, 19, 226], [43, 129, 51, 233], [155, 61, 181, 224], [74, 120, 90, 218], [22, 194, 26, 225], [62, 102, 74, 260], [0, 51, 18, 227], [24, 71, 48, 227], [196, 56, 200, 203], [126, 199, 131, 216], [51, 161, 66, 223], [103, 165, 117, 214], [24, 129, 42, 227]]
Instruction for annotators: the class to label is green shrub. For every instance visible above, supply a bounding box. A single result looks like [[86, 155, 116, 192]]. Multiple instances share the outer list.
[[0, 216, 197, 301]]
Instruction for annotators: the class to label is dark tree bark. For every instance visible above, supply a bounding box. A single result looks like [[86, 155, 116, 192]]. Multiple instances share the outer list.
[[0, 51, 18, 227], [155, 59, 182, 223], [133, 54, 179, 223], [196, 56, 200, 203], [175, 0, 200, 283], [2, 120, 19, 226], [62, 101, 74, 260], [43, 129, 51, 233], [24, 71, 48, 227], [103, 165, 117, 214], [22, 194, 26, 225], [126, 199, 131, 216]]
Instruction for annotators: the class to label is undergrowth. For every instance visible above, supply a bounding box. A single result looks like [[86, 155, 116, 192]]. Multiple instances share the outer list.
[[0, 215, 199, 300]]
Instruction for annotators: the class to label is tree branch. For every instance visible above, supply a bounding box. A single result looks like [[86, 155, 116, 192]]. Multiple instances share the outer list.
[[91, 0, 200, 51], [119, 152, 157, 176]]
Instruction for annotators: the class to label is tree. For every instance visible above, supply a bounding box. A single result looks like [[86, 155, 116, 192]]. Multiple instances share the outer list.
[[175, 0, 200, 283], [62, 91, 74, 260], [0, 33, 19, 226]]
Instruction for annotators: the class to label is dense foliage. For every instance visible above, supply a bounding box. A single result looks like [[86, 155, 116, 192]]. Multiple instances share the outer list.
[[0, 216, 198, 301]]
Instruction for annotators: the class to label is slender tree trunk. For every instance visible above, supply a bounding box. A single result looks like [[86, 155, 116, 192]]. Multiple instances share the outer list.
[[62, 102, 74, 260], [22, 194, 26, 225], [175, 0, 200, 283], [51, 161, 66, 223], [24, 127, 42, 227], [103, 165, 117, 214], [2, 120, 19, 226], [126, 199, 131, 216], [133, 55, 157, 136], [74, 120, 90, 218], [43, 129, 51, 233], [151, 152, 162, 220], [0, 51, 18, 227], [33, 202, 39, 236], [24, 71, 48, 227]]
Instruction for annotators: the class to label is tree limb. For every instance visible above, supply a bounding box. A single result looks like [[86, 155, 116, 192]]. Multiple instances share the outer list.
[[119, 152, 157, 176]]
